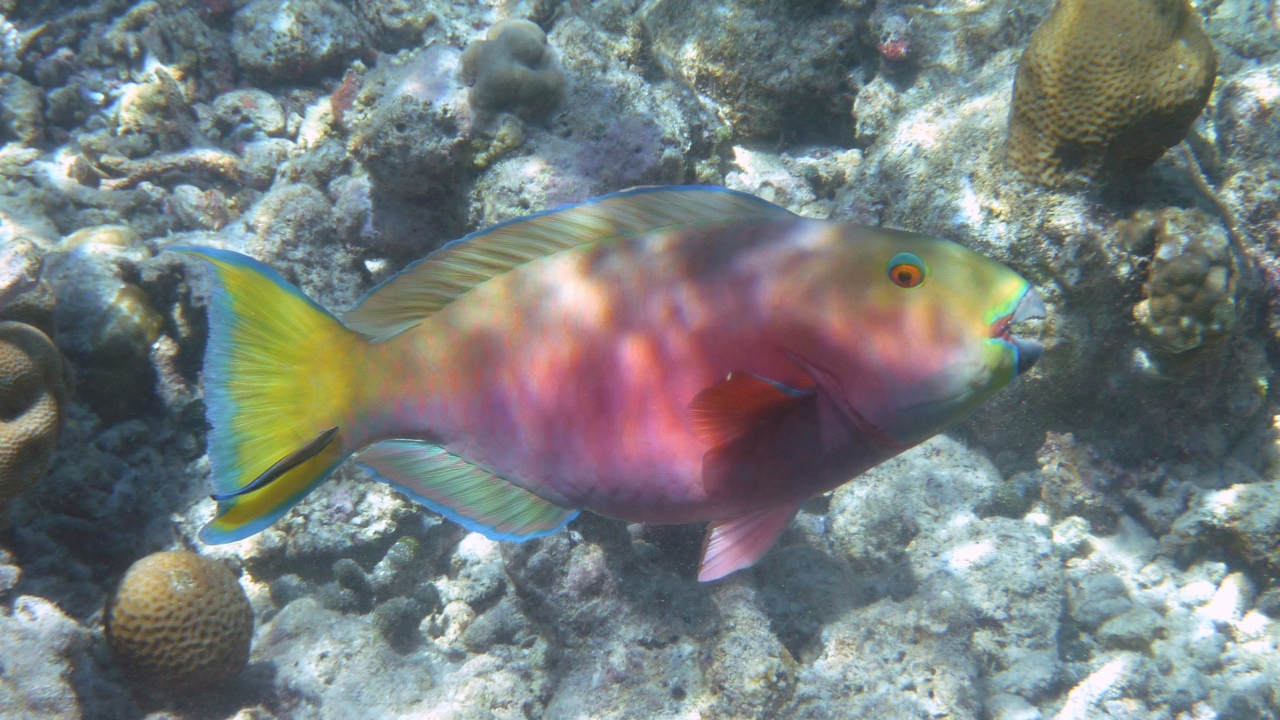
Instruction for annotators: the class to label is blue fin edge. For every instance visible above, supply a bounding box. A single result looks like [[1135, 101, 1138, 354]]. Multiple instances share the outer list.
[[356, 462, 580, 542], [168, 246, 340, 499]]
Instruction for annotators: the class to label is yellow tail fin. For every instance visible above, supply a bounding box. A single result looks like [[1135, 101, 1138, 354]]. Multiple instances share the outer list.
[[175, 247, 366, 544]]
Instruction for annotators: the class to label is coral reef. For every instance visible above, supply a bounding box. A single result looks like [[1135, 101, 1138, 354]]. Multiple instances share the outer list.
[[45, 237, 166, 420], [105, 551, 252, 690], [0, 321, 64, 516], [1037, 432, 1122, 534], [811, 0, 1276, 467], [1164, 480, 1280, 580], [0, 74, 44, 146], [459, 18, 566, 124], [642, 0, 864, 141], [0, 238, 43, 310], [231, 0, 366, 83], [341, 43, 474, 258], [0, 0, 1279, 716], [208, 89, 286, 141], [98, 147, 262, 191], [1007, 0, 1217, 187], [467, 11, 713, 230], [1205, 0, 1280, 65], [236, 181, 367, 308], [167, 183, 232, 231], [1125, 207, 1239, 354], [723, 145, 862, 217], [347, 83, 468, 199], [0, 596, 87, 720], [357, 0, 436, 52], [114, 67, 190, 150], [1217, 61, 1280, 163]]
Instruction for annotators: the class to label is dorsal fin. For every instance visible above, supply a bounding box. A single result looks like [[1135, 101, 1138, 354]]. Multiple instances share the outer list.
[[343, 186, 795, 340]]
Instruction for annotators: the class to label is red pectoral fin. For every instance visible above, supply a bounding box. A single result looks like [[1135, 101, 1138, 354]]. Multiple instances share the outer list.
[[698, 500, 803, 581], [689, 372, 813, 447]]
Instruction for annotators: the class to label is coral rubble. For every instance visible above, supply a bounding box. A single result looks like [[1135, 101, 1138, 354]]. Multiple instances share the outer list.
[[231, 0, 366, 83], [642, 0, 865, 142]]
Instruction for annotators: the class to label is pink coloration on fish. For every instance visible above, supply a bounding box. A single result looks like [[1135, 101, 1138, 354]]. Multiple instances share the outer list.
[[176, 186, 1045, 581], [364, 221, 895, 520]]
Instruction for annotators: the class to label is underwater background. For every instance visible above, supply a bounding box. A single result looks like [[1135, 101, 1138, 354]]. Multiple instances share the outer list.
[[1, 0, 1280, 717]]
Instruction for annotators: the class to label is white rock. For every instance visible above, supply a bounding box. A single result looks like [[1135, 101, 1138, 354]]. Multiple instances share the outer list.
[[0, 596, 87, 720], [988, 693, 1044, 720], [1053, 653, 1139, 720]]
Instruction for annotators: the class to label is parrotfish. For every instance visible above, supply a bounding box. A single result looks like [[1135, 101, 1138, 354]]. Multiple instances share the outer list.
[[176, 186, 1045, 581]]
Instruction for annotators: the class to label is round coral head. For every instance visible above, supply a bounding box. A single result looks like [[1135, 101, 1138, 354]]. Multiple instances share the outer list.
[[0, 321, 64, 513], [106, 551, 253, 692]]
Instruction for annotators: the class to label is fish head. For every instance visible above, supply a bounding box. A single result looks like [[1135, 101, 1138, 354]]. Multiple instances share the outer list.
[[788, 223, 1045, 446]]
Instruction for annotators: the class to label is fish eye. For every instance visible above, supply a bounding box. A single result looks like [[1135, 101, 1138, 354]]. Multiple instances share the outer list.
[[887, 253, 926, 289]]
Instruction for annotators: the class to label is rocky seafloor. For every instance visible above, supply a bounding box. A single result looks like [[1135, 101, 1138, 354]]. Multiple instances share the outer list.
[[2, 0, 1280, 717]]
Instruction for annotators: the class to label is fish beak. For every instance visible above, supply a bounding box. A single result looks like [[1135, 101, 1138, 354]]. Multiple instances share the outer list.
[[1009, 288, 1046, 375], [991, 287, 1047, 376]]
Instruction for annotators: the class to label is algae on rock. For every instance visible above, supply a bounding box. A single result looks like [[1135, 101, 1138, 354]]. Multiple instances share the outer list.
[[642, 0, 865, 142], [0, 596, 88, 720], [1037, 432, 1122, 534], [1163, 480, 1280, 581], [232, 0, 367, 83]]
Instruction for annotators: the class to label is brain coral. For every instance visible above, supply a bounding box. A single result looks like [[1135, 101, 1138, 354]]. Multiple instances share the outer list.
[[1007, 0, 1217, 187], [106, 551, 253, 691], [1127, 208, 1237, 353], [460, 19, 566, 123], [0, 321, 64, 513]]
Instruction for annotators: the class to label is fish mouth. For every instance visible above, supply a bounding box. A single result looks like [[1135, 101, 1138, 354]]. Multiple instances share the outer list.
[[990, 287, 1046, 376]]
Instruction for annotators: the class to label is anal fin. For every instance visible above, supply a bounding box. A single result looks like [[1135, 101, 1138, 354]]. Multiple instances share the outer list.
[[357, 440, 579, 541], [689, 372, 812, 447], [698, 500, 803, 582]]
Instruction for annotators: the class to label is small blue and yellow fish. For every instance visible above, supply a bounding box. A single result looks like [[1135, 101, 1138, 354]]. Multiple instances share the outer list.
[[176, 186, 1044, 580]]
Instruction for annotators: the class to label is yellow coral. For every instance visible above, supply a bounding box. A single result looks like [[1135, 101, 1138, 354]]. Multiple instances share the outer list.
[[105, 551, 253, 691], [1007, 0, 1216, 187]]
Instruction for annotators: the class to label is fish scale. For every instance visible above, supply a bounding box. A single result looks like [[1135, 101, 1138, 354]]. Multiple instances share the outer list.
[[389, 221, 833, 519]]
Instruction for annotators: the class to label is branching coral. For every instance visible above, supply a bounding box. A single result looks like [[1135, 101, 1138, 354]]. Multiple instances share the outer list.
[[98, 147, 258, 191]]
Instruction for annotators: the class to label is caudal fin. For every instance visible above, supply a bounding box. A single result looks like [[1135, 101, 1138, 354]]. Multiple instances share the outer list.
[[175, 247, 366, 544]]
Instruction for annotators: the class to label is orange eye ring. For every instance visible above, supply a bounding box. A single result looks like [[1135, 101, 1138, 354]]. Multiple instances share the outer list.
[[887, 253, 926, 288]]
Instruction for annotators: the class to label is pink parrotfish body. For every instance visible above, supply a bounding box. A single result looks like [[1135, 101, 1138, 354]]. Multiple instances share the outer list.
[[175, 186, 1045, 581]]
